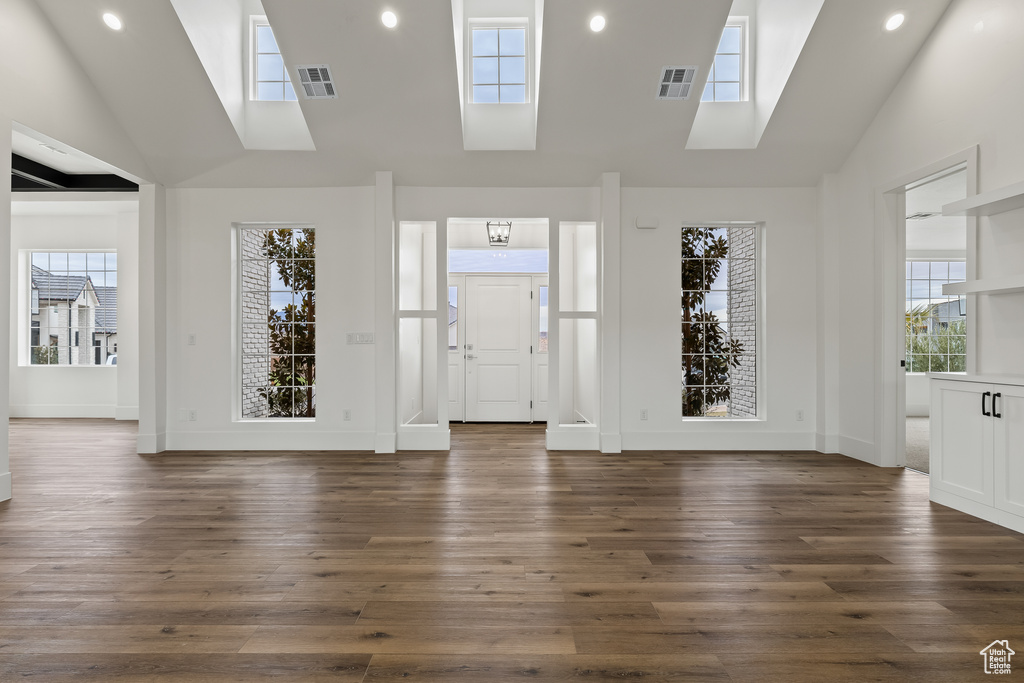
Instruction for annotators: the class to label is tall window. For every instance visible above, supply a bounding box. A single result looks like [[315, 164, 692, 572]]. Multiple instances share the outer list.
[[906, 260, 966, 372], [240, 227, 315, 418], [701, 24, 743, 102], [29, 252, 117, 366], [254, 22, 297, 101], [681, 226, 757, 418], [472, 27, 527, 103]]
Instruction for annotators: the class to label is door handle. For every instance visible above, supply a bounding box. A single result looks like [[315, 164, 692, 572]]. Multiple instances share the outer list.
[[982, 391, 991, 417], [994, 392, 1002, 419], [466, 354, 476, 360]]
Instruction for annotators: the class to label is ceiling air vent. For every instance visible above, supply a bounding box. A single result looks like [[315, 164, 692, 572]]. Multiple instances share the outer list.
[[295, 65, 337, 99], [907, 212, 940, 220], [657, 66, 698, 100]]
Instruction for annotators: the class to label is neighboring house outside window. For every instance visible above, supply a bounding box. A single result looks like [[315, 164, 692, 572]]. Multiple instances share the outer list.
[[240, 226, 315, 418], [681, 226, 757, 418], [472, 27, 527, 103], [906, 260, 966, 372], [253, 21, 297, 101], [29, 252, 117, 366]]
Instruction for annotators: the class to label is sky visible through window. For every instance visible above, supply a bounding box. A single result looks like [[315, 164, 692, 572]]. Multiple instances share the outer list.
[[472, 28, 527, 103], [448, 249, 547, 273], [702, 25, 742, 102], [256, 24, 297, 101]]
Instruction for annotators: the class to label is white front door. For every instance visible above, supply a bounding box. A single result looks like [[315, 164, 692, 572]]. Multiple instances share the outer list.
[[465, 275, 532, 422]]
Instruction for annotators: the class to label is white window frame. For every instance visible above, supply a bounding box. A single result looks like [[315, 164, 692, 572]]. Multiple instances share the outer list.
[[905, 258, 967, 374], [702, 17, 749, 103], [235, 223, 316, 421], [467, 19, 530, 104], [249, 16, 296, 102], [680, 223, 763, 420]]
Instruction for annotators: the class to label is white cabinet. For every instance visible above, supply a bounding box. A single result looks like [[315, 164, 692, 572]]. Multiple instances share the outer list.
[[930, 376, 1024, 533]]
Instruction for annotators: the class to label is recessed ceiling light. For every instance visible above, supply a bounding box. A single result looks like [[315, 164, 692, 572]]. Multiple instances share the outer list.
[[102, 12, 123, 31], [589, 15, 606, 32], [885, 12, 905, 31], [38, 143, 68, 156], [381, 10, 398, 29]]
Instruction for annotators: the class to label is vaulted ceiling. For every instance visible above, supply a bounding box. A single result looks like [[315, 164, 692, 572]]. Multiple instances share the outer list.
[[31, 0, 952, 188]]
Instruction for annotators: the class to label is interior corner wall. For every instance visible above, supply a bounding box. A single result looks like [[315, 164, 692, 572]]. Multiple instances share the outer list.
[[164, 187, 376, 450], [8, 205, 139, 418], [620, 187, 818, 451], [826, 0, 1024, 463]]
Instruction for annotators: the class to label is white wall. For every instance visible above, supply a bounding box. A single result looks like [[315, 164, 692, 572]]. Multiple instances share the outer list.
[[8, 198, 139, 418], [164, 187, 376, 450], [825, 0, 1024, 463], [620, 187, 818, 450]]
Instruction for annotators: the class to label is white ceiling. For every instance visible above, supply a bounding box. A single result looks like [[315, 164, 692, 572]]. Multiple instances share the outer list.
[[11, 129, 115, 174], [31, 0, 954, 188]]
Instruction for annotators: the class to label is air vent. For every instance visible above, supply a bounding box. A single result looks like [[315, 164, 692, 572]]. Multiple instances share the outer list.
[[907, 212, 940, 220], [294, 65, 337, 99], [657, 66, 698, 100]]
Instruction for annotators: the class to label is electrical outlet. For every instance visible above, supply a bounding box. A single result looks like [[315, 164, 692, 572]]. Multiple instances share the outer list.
[[187, 333, 196, 346], [640, 408, 649, 421], [796, 410, 805, 422], [188, 409, 198, 422], [343, 409, 352, 421]]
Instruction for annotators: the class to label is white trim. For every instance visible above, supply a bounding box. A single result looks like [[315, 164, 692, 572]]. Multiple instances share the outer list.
[[136, 431, 166, 454], [10, 404, 116, 418], [838, 434, 880, 465], [816, 432, 840, 454], [930, 488, 1024, 536], [599, 432, 622, 453], [622, 431, 816, 452], [396, 428, 451, 451], [166, 430, 376, 452], [0, 472, 10, 502], [875, 146, 978, 467], [116, 405, 139, 421], [546, 426, 600, 451]]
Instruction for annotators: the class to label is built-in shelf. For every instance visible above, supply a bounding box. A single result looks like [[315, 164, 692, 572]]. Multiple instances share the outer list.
[[942, 179, 1024, 216], [943, 274, 1024, 296]]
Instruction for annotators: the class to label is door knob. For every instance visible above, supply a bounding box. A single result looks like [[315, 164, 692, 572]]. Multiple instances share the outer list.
[[466, 354, 476, 360]]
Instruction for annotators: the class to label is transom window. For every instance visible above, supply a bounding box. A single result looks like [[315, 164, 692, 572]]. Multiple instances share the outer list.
[[240, 227, 315, 418], [905, 260, 966, 373], [254, 22, 297, 101], [701, 24, 743, 102], [472, 27, 527, 103], [681, 226, 758, 418]]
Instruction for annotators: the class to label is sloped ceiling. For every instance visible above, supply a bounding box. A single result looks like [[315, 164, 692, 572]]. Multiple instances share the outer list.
[[33, 0, 953, 188]]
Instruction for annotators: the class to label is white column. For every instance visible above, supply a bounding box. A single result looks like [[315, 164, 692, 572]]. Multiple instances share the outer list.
[[0, 120, 12, 499], [375, 172, 397, 453], [116, 207, 140, 420], [599, 172, 622, 453], [137, 184, 167, 453]]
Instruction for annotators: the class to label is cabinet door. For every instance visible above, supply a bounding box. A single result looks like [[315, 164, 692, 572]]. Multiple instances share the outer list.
[[993, 385, 1024, 516], [931, 380, 993, 505]]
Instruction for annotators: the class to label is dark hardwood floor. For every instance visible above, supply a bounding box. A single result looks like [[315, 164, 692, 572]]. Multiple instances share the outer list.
[[1, 418, 1022, 681]]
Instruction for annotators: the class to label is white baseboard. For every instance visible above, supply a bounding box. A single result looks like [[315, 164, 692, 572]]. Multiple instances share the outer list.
[[116, 406, 140, 421], [375, 432, 397, 453], [906, 404, 930, 418], [600, 432, 622, 453], [837, 435, 879, 465], [137, 432, 166, 454], [621, 431, 816, 451], [397, 429, 450, 451], [166, 431, 376, 451], [0, 471, 10, 501], [816, 433, 840, 454], [547, 427, 600, 451], [9, 404, 115, 418]]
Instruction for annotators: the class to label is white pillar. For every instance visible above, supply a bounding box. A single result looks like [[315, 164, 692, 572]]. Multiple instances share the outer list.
[[599, 172, 622, 453], [0, 120, 12, 499], [375, 172, 397, 453], [137, 184, 167, 453]]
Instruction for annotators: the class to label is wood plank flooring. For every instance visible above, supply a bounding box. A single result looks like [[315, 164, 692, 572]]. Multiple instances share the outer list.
[[1, 418, 1022, 681]]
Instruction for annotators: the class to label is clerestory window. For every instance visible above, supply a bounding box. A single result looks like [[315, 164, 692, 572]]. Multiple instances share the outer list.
[[253, 20, 297, 101], [472, 27, 527, 103], [702, 23, 745, 102]]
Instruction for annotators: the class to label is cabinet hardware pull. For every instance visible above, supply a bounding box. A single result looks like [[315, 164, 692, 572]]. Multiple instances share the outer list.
[[993, 392, 1002, 419], [982, 391, 992, 417]]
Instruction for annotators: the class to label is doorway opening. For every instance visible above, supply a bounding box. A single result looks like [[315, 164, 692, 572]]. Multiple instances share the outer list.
[[447, 219, 548, 423], [902, 165, 968, 473]]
